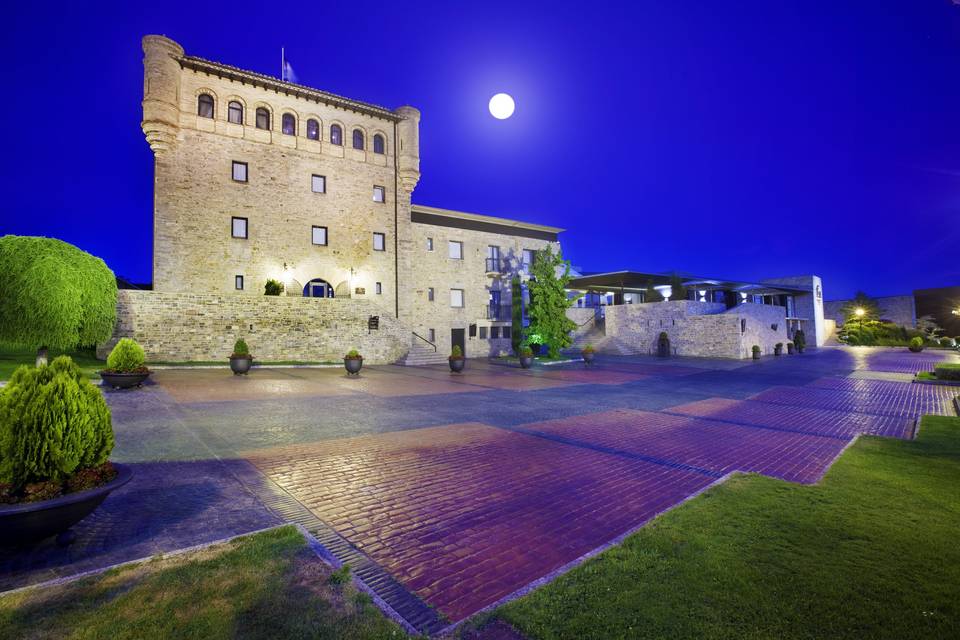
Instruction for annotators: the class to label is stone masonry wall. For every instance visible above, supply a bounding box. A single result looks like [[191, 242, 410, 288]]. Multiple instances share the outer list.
[[824, 295, 916, 328], [98, 290, 410, 364]]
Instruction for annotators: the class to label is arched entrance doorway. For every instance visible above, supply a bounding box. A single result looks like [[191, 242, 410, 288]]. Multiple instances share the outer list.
[[303, 278, 335, 298]]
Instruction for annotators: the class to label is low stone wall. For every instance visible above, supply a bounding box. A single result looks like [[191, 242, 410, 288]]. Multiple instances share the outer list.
[[98, 290, 411, 364], [824, 295, 917, 328]]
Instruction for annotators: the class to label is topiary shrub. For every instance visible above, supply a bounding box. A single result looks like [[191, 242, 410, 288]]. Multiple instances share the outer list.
[[793, 329, 807, 353], [232, 338, 251, 358], [105, 338, 146, 373], [344, 349, 362, 359], [264, 279, 284, 296], [0, 356, 113, 491], [519, 345, 533, 357], [450, 345, 464, 359], [582, 344, 595, 354], [908, 336, 924, 353]]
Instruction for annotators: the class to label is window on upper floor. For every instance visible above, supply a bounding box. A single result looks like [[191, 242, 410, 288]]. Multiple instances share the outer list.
[[232, 161, 248, 183], [450, 289, 464, 308], [427, 328, 435, 343], [352, 129, 365, 150], [373, 232, 386, 251], [448, 240, 463, 260], [311, 174, 326, 193], [375, 282, 382, 295], [197, 94, 214, 118], [306, 118, 319, 140], [522, 248, 535, 270], [491, 326, 501, 339], [282, 113, 296, 136], [227, 101, 243, 124], [312, 225, 328, 246], [428, 287, 435, 301], [231, 217, 248, 239], [373, 185, 385, 203], [479, 326, 488, 339], [330, 124, 342, 145], [426, 237, 433, 251], [235, 275, 244, 290], [255, 108, 270, 130], [373, 134, 385, 154]]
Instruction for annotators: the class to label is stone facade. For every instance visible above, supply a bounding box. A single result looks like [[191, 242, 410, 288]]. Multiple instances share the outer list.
[[761, 275, 826, 346], [824, 295, 917, 328], [98, 290, 409, 364]]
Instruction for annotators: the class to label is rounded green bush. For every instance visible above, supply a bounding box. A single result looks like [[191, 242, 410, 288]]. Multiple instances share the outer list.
[[0, 356, 113, 487], [106, 338, 145, 372], [232, 338, 250, 356], [909, 336, 924, 352], [450, 345, 463, 358]]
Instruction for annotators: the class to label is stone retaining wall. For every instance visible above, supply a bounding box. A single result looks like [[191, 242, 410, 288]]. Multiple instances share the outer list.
[[824, 295, 917, 328], [97, 290, 411, 364]]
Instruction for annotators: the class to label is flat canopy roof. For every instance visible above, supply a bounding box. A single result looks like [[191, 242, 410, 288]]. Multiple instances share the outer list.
[[411, 204, 564, 242], [567, 271, 808, 295]]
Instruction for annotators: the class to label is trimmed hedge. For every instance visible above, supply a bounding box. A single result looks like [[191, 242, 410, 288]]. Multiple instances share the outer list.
[[106, 338, 146, 372], [0, 356, 113, 487], [934, 364, 960, 381]]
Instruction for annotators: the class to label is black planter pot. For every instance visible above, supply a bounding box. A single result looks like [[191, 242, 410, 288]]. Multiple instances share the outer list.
[[99, 371, 151, 389], [774, 346, 783, 356], [909, 345, 924, 353], [519, 355, 533, 369], [449, 357, 465, 373], [229, 356, 252, 375], [752, 351, 761, 360], [0, 463, 132, 546], [657, 340, 671, 358], [582, 351, 595, 364], [787, 343, 795, 355], [344, 357, 363, 375]]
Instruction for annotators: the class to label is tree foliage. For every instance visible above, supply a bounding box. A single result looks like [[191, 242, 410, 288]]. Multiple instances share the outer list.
[[526, 246, 578, 358], [668, 273, 688, 301], [0, 356, 113, 487], [917, 315, 942, 341], [839, 292, 882, 324], [0, 236, 116, 352], [264, 279, 285, 296], [511, 276, 523, 355]]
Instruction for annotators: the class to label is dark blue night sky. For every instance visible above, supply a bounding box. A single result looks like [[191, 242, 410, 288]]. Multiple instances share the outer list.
[[2, 1, 958, 299]]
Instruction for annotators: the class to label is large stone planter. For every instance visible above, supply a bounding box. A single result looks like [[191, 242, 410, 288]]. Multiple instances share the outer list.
[[99, 371, 151, 389], [344, 357, 363, 375], [0, 463, 132, 546], [449, 357, 465, 373], [229, 356, 252, 375], [519, 355, 533, 369], [787, 343, 795, 355]]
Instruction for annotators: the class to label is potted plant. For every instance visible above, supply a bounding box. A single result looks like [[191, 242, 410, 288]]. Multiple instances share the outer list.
[[774, 342, 783, 356], [518, 345, 534, 369], [582, 344, 596, 364], [343, 349, 363, 375], [99, 338, 151, 389], [229, 338, 253, 375], [0, 356, 132, 545], [786, 341, 795, 355], [908, 336, 924, 353], [264, 279, 284, 296], [793, 329, 807, 354], [449, 345, 465, 373], [751, 345, 761, 360], [657, 332, 671, 358]]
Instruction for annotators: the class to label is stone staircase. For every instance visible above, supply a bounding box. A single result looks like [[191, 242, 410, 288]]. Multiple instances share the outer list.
[[398, 337, 448, 366]]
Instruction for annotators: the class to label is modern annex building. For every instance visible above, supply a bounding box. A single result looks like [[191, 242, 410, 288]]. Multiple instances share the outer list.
[[99, 35, 825, 363]]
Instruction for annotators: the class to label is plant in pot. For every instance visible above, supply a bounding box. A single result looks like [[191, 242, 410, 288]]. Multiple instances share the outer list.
[[449, 345, 465, 373], [264, 279, 285, 296], [229, 338, 253, 375], [582, 344, 596, 364], [343, 349, 363, 375], [0, 356, 132, 545], [657, 332, 671, 358], [793, 329, 807, 354], [99, 338, 151, 389], [518, 344, 534, 369], [751, 345, 761, 360], [774, 342, 783, 356], [908, 336, 924, 353], [786, 341, 795, 355]]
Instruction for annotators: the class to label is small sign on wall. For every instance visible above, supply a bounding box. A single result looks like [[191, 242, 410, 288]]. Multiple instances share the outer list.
[[368, 316, 379, 331], [355, 287, 366, 295]]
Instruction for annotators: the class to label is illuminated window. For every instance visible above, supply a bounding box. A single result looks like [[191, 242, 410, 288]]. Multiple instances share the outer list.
[[306, 118, 319, 140], [282, 113, 296, 135], [330, 124, 342, 145]]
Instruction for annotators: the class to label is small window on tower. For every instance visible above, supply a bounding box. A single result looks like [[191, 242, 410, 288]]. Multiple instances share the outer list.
[[197, 94, 214, 118], [232, 161, 248, 183], [373, 185, 385, 203], [311, 174, 326, 193]]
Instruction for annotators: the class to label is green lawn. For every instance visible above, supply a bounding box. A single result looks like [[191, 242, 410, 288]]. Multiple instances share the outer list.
[[497, 415, 960, 639], [0, 526, 405, 640], [0, 347, 102, 381]]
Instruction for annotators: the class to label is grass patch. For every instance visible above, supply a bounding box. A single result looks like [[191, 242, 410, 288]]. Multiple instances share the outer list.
[[0, 526, 405, 639], [0, 347, 102, 381], [917, 371, 937, 381], [496, 415, 960, 639]]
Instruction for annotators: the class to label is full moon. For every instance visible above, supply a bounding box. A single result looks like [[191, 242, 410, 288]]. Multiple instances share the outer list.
[[488, 93, 515, 119]]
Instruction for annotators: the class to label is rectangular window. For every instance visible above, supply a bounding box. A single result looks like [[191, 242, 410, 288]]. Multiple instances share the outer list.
[[373, 185, 385, 203], [235, 275, 244, 290], [312, 226, 328, 246], [232, 161, 248, 183], [231, 217, 248, 239], [448, 240, 463, 260], [479, 326, 488, 339], [426, 237, 433, 251], [375, 282, 382, 295], [427, 328, 435, 343], [503, 326, 511, 339], [427, 287, 434, 301], [373, 232, 386, 251], [491, 326, 501, 339], [522, 248, 534, 270], [450, 288, 464, 308], [311, 174, 326, 193]]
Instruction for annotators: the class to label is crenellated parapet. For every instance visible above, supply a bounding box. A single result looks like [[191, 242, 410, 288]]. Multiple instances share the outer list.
[[394, 106, 421, 193], [141, 35, 184, 157]]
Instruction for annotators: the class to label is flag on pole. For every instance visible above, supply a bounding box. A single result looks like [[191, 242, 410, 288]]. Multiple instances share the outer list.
[[282, 52, 297, 84]]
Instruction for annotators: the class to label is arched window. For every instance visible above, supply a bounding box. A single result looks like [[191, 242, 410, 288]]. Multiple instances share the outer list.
[[227, 101, 243, 125], [306, 118, 319, 140], [282, 113, 296, 136], [373, 134, 385, 154], [330, 124, 342, 146], [255, 107, 270, 130], [352, 129, 365, 150], [197, 94, 214, 119]]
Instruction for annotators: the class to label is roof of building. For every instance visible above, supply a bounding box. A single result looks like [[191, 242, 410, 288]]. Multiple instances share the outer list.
[[411, 204, 564, 241], [568, 270, 808, 295], [179, 55, 402, 122]]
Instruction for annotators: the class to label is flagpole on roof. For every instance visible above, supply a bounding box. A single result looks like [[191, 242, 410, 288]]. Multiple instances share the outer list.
[[281, 47, 284, 80]]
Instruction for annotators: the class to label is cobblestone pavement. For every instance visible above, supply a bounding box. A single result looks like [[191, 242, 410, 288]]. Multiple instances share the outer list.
[[2, 346, 958, 630]]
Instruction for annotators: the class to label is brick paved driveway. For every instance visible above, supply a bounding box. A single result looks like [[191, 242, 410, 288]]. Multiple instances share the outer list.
[[3, 346, 958, 633]]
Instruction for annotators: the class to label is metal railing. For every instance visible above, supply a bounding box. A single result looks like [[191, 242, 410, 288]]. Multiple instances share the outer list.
[[485, 304, 513, 321], [411, 331, 437, 352]]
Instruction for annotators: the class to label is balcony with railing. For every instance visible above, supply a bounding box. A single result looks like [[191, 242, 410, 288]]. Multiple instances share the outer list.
[[485, 303, 513, 321]]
